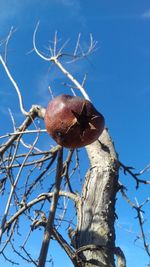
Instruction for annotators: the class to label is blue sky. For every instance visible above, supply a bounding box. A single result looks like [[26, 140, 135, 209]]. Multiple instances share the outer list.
[[0, 1, 150, 266]]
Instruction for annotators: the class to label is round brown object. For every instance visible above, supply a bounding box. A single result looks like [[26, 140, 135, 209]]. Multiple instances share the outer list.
[[44, 94, 105, 148]]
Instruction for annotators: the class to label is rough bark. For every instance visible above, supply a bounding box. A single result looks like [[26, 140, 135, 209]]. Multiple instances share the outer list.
[[71, 129, 119, 267]]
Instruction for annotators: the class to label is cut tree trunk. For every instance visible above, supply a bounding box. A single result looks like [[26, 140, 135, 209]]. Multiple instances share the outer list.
[[71, 129, 119, 267]]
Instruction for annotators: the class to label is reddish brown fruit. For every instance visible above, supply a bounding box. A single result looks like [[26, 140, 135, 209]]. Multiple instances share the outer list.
[[44, 94, 105, 148]]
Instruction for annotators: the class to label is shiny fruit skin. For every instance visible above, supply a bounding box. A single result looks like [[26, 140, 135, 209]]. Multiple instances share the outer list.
[[44, 94, 105, 148]]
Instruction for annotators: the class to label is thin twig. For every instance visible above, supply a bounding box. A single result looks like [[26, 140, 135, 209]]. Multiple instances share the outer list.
[[120, 186, 150, 258], [53, 31, 57, 57], [0, 129, 46, 140], [73, 33, 81, 56], [138, 164, 150, 175], [21, 247, 38, 266], [3, 27, 16, 63], [0, 55, 28, 116], [0, 133, 40, 243], [33, 22, 51, 61], [119, 161, 150, 188], [0, 105, 45, 157], [33, 22, 91, 101], [3, 190, 78, 235]]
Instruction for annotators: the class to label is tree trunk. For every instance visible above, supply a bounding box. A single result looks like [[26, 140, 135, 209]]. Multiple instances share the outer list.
[[71, 129, 119, 266]]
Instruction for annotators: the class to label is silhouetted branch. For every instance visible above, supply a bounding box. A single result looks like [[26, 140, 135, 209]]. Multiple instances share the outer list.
[[120, 185, 150, 260], [119, 161, 150, 188]]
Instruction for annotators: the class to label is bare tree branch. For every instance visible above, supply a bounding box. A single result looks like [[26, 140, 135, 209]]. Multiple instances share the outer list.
[[120, 185, 150, 259], [33, 22, 91, 101], [0, 55, 28, 116], [119, 161, 150, 188], [38, 147, 63, 267], [0, 132, 40, 243], [0, 105, 46, 157]]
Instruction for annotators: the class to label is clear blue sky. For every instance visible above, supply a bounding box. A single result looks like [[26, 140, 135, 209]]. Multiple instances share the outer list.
[[0, 1, 150, 266]]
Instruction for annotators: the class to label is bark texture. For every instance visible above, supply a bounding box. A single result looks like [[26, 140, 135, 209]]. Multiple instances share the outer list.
[[71, 129, 119, 267]]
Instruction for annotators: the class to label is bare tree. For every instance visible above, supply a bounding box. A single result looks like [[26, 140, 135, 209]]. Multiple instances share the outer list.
[[0, 25, 149, 267]]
